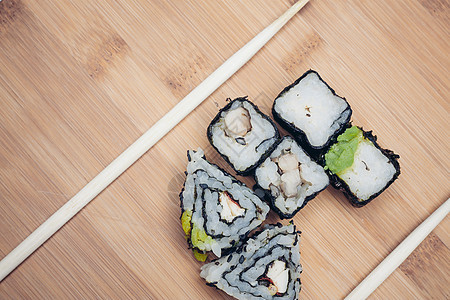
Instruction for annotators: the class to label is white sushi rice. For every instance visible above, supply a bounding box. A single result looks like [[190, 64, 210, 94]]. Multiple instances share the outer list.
[[255, 137, 329, 216], [210, 100, 278, 173], [273, 72, 350, 147], [339, 140, 397, 201], [200, 223, 302, 300], [182, 149, 269, 257]]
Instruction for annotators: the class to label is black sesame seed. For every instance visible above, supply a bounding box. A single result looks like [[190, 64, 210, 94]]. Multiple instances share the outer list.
[[235, 137, 246, 145]]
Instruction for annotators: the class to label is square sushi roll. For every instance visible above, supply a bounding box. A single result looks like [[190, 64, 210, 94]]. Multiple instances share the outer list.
[[180, 148, 270, 261], [208, 97, 280, 175], [324, 126, 400, 207], [272, 70, 352, 158], [255, 136, 329, 219], [201, 223, 302, 300]]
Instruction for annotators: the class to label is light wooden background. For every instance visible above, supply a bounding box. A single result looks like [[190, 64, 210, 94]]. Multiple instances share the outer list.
[[0, 0, 449, 299]]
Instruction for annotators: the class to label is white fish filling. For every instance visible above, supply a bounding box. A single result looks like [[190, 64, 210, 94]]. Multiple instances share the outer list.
[[274, 72, 350, 147], [220, 192, 245, 222], [224, 106, 251, 137], [266, 260, 289, 295], [210, 100, 278, 172], [339, 140, 397, 201], [255, 137, 329, 215]]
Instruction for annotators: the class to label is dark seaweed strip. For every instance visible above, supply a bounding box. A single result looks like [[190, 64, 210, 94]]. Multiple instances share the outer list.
[[206, 281, 218, 288], [179, 188, 185, 215], [255, 137, 274, 152], [186, 150, 191, 162], [198, 184, 226, 239]]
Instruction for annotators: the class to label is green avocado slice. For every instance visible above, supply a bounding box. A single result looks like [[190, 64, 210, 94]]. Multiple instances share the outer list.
[[325, 126, 363, 174]]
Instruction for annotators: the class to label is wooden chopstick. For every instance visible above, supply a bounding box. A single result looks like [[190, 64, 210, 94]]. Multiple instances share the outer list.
[[0, 0, 310, 281], [345, 198, 450, 299]]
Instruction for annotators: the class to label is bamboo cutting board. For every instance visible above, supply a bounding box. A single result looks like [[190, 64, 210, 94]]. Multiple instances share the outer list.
[[0, 0, 449, 298]]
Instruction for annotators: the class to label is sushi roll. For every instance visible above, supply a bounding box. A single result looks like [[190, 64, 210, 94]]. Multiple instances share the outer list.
[[272, 70, 352, 158], [180, 148, 270, 260], [208, 97, 280, 175], [324, 126, 400, 207], [201, 223, 302, 300], [254, 136, 329, 219]]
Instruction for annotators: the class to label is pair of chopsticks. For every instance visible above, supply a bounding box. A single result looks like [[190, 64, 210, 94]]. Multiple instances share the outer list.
[[0, 0, 310, 281], [1, 1, 448, 298]]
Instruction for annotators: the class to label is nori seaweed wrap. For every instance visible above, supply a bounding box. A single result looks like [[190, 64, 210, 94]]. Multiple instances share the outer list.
[[272, 70, 352, 158], [324, 126, 401, 207], [180, 148, 270, 260], [201, 223, 302, 299], [208, 97, 280, 175]]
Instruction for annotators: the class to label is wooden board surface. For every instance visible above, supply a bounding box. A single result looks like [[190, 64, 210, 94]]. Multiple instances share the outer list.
[[0, 0, 449, 298]]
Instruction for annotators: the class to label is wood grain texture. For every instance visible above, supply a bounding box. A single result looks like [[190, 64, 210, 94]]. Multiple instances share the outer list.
[[0, 0, 448, 299]]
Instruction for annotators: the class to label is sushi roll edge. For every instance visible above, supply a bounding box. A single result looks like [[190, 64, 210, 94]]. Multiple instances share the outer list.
[[200, 222, 302, 299], [272, 70, 352, 158], [324, 127, 401, 207], [180, 149, 270, 260], [207, 96, 280, 176], [253, 137, 329, 219]]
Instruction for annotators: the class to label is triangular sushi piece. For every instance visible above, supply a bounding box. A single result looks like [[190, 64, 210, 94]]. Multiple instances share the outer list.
[[180, 148, 270, 260], [200, 223, 302, 300]]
